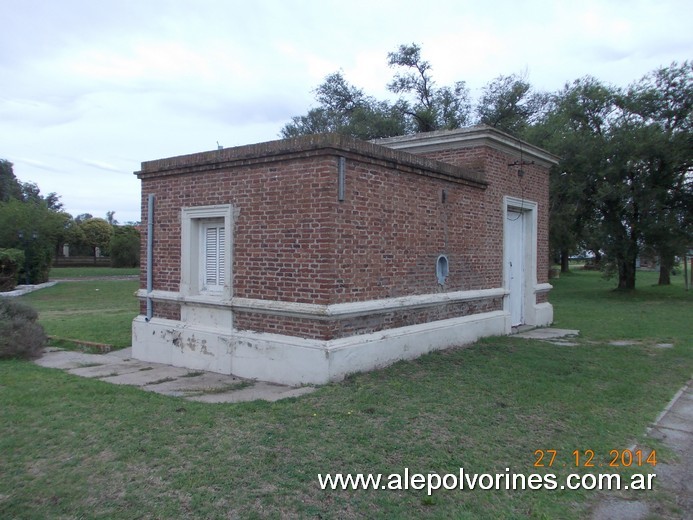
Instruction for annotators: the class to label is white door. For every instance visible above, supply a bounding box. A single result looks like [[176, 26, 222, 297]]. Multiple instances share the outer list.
[[506, 210, 525, 326]]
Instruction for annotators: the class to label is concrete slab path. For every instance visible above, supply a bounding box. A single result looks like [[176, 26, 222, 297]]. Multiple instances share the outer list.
[[514, 327, 580, 340], [591, 380, 693, 520], [34, 347, 316, 403], [0, 281, 58, 297]]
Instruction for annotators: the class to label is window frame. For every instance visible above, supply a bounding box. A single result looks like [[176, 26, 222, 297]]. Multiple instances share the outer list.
[[180, 205, 233, 299]]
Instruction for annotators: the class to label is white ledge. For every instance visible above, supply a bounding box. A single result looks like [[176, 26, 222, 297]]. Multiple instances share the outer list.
[[534, 283, 553, 294], [137, 288, 508, 319]]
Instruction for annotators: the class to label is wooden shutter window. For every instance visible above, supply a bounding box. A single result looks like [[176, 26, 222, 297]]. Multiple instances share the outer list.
[[203, 224, 225, 291]]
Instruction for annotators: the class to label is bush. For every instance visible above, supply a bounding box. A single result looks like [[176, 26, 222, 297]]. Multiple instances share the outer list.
[[21, 243, 53, 284], [0, 248, 24, 292], [0, 198, 63, 284], [0, 298, 46, 359], [110, 226, 140, 268]]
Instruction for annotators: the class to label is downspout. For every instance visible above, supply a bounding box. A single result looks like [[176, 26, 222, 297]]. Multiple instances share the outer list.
[[145, 193, 154, 322]]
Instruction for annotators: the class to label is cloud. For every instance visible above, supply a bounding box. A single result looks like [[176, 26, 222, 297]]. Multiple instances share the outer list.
[[14, 158, 66, 174], [1, 0, 692, 225], [81, 159, 124, 173], [0, 97, 86, 128]]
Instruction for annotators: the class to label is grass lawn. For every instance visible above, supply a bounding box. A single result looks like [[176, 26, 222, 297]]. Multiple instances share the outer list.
[[1, 269, 691, 519], [49, 266, 139, 279], [18, 279, 139, 349]]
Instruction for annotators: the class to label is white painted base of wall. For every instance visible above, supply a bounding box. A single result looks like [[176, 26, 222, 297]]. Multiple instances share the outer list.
[[533, 302, 554, 328], [132, 308, 526, 386]]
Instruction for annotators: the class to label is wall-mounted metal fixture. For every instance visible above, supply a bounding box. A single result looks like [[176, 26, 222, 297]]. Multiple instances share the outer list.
[[338, 156, 346, 201], [146, 193, 155, 322], [508, 159, 534, 178], [436, 254, 449, 285]]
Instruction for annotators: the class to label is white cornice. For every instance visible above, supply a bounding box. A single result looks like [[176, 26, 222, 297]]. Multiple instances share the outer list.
[[534, 283, 553, 294], [374, 126, 560, 168]]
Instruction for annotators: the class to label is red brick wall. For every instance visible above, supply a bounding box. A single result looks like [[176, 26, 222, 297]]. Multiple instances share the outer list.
[[413, 146, 550, 288], [233, 297, 503, 339], [140, 155, 337, 305], [332, 156, 490, 301]]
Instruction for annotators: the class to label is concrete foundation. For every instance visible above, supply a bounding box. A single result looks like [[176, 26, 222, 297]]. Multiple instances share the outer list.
[[132, 304, 552, 385]]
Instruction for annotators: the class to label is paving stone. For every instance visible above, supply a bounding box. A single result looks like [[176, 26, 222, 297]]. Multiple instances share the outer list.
[[105, 347, 134, 359], [514, 327, 580, 340], [591, 498, 649, 520], [144, 371, 247, 396], [34, 349, 316, 403], [101, 365, 192, 386], [34, 350, 122, 370], [68, 361, 148, 379], [188, 382, 316, 403]]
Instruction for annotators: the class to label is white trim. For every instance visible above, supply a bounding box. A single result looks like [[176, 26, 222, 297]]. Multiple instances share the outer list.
[[136, 287, 507, 319], [534, 283, 553, 294], [374, 126, 560, 168], [132, 310, 508, 385], [181, 205, 233, 299], [501, 197, 554, 329], [503, 197, 542, 328], [533, 302, 554, 327]]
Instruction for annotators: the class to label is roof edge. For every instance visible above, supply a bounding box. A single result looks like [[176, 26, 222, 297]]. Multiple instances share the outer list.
[[373, 125, 560, 167], [136, 133, 487, 187]]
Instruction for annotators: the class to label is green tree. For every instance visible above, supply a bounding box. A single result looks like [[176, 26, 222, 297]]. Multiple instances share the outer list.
[[74, 213, 93, 224], [19, 181, 63, 211], [597, 120, 646, 289], [79, 218, 114, 260], [620, 61, 693, 284], [0, 160, 70, 284], [477, 73, 548, 136], [280, 71, 406, 140], [530, 64, 692, 290], [281, 43, 471, 139], [387, 43, 471, 132], [109, 225, 140, 268], [0, 159, 22, 202], [526, 77, 617, 272], [106, 210, 119, 225], [0, 198, 67, 284]]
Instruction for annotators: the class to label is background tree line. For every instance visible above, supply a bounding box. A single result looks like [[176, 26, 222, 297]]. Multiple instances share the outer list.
[[282, 44, 692, 290], [0, 160, 139, 290]]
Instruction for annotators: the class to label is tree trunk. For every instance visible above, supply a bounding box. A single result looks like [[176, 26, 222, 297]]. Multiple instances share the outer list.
[[593, 250, 602, 266], [560, 250, 570, 273], [617, 257, 637, 290], [658, 252, 674, 285]]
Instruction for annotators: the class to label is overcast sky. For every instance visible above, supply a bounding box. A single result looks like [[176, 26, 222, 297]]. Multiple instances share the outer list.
[[2, 0, 691, 223]]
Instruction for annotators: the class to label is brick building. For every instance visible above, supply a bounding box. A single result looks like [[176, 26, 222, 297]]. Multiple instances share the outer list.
[[132, 126, 558, 385]]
